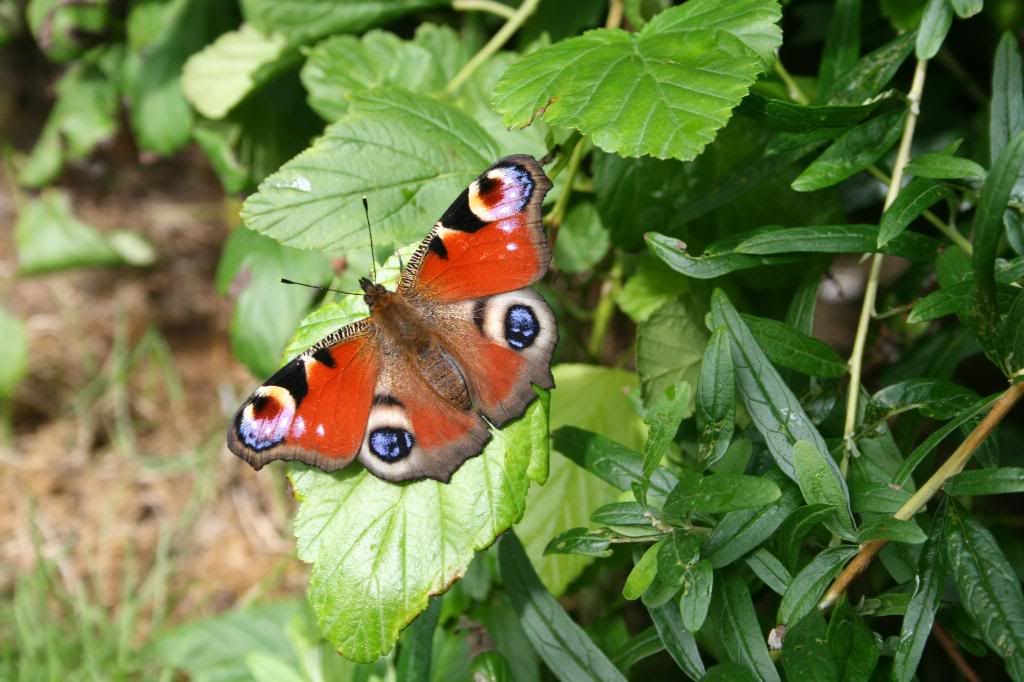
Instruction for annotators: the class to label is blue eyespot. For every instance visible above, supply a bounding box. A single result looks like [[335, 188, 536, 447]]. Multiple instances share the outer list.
[[505, 304, 539, 350], [369, 428, 415, 462]]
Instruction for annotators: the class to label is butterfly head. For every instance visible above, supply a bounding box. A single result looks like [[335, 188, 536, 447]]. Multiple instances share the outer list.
[[360, 276, 390, 309]]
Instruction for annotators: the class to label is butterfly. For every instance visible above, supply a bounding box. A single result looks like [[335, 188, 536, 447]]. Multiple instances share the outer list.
[[227, 155, 556, 483]]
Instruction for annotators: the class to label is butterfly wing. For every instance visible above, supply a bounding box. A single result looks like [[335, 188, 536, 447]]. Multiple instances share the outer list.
[[227, 320, 379, 472]]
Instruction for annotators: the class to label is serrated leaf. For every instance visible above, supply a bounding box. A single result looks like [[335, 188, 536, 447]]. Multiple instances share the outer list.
[[242, 88, 497, 251], [905, 151, 986, 180], [782, 610, 838, 682], [645, 231, 797, 279], [792, 441, 855, 536], [637, 300, 706, 413], [878, 177, 948, 247], [239, 0, 447, 46], [740, 314, 848, 378], [493, 0, 781, 160], [715, 571, 781, 682], [791, 109, 905, 191], [499, 533, 628, 682], [778, 546, 858, 625], [892, 504, 946, 682], [735, 223, 938, 261], [944, 500, 1024, 680], [697, 328, 736, 469]]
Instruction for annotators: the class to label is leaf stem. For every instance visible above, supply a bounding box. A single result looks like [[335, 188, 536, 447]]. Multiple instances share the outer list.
[[605, 0, 624, 29], [820, 380, 1024, 610], [545, 136, 588, 248], [587, 255, 623, 359], [446, 0, 541, 94], [773, 59, 809, 105], [841, 59, 929, 475], [451, 0, 516, 19]]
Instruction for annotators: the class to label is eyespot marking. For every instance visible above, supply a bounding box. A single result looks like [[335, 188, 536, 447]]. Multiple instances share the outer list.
[[505, 304, 539, 350], [237, 386, 296, 451], [369, 427, 415, 462]]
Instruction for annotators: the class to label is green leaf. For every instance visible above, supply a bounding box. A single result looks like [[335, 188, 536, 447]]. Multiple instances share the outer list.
[[708, 290, 832, 482], [856, 517, 927, 544], [697, 328, 736, 469], [648, 602, 705, 679], [745, 548, 792, 596], [817, 0, 860, 94], [792, 441, 855, 536], [944, 500, 1024, 680], [704, 470, 801, 568], [776, 504, 837, 572], [778, 546, 858, 625], [217, 227, 331, 377], [740, 314, 847, 378], [637, 300, 706, 414], [791, 109, 905, 191], [949, 0, 982, 16], [878, 177, 948, 247], [893, 394, 999, 485], [679, 560, 714, 632], [614, 255, 690, 323], [991, 33, 1024, 168], [702, 664, 760, 682], [945, 468, 1024, 496], [471, 651, 514, 682], [554, 201, 610, 274], [782, 610, 838, 682], [609, 627, 664, 671], [239, 0, 446, 46], [645, 231, 797, 280], [905, 151, 987, 181], [0, 307, 27, 400], [642, 382, 691, 480], [396, 599, 440, 682], [892, 504, 947, 682], [866, 378, 978, 424], [823, 32, 915, 105], [551, 427, 678, 503], [15, 190, 154, 275], [499, 533, 628, 682], [664, 471, 782, 518], [518, 366, 645, 595], [544, 527, 615, 558], [1002, 289, 1024, 375], [624, 543, 662, 601], [591, 502, 656, 527], [242, 88, 497, 251], [916, 0, 953, 59], [493, 0, 781, 160], [182, 24, 292, 120], [26, 0, 109, 62], [714, 571, 781, 682], [737, 93, 896, 132], [648, 532, 702, 607], [735, 223, 938, 261], [827, 601, 879, 682], [291, 386, 549, 662]]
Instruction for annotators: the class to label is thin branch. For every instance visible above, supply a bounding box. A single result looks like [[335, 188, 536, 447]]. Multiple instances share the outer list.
[[933, 623, 983, 682], [452, 0, 516, 19], [820, 380, 1024, 610], [605, 0, 624, 29], [773, 59, 809, 105], [447, 0, 541, 95]]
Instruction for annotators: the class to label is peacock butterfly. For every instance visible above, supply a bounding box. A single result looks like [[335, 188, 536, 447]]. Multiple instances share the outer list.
[[227, 155, 556, 482]]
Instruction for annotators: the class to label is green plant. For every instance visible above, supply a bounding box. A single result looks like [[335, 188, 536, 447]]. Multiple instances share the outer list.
[[7, 0, 1024, 679]]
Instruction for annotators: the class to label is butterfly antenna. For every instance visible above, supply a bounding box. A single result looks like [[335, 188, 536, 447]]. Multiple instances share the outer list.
[[280, 278, 361, 296], [363, 196, 377, 283]]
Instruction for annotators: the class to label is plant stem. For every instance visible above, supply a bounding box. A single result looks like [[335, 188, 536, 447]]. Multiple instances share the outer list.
[[451, 0, 516, 19], [820, 380, 1024, 610], [841, 59, 929, 475], [773, 59, 809, 105], [605, 0, 624, 29], [446, 0, 540, 94], [587, 255, 622, 359], [544, 137, 588, 249], [865, 165, 973, 254]]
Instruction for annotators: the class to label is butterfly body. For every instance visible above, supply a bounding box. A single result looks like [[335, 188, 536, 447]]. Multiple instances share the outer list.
[[228, 155, 555, 483]]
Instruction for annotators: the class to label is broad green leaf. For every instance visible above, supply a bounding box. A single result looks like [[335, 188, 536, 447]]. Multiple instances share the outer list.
[[614, 255, 689, 323], [642, 383, 691, 479], [0, 307, 27, 400], [892, 504, 946, 682], [697, 328, 735, 469], [645, 231, 797, 279], [553, 201, 610, 274], [737, 93, 896, 132], [878, 177, 948, 247], [740, 314, 847, 378], [714, 571, 781, 682], [679, 559, 714, 632], [624, 543, 662, 601], [735, 223, 938, 261], [827, 601, 879, 682], [239, 0, 447, 46], [664, 471, 781, 518], [15, 190, 155, 275], [905, 151, 986, 180], [709, 290, 831, 481], [856, 517, 927, 544], [704, 470, 801, 568], [865, 378, 978, 424], [944, 500, 1024, 680], [217, 227, 331, 377], [791, 109, 905, 191], [518, 366, 645, 595], [781, 610, 838, 682], [945, 468, 1024, 496], [637, 299, 706, 413], [778, 546, 858, 625], [823, 32, 915, 105], [17, 46, 120, 187], [493, 0, 781, 160], [290, 380, 549, 661], [776, 504, 837, 572], [817, 0, 860, 94], [916, 0, 953, 59], [648, 602, 705, 679], [182, 24, 292, 120], [242, 88, 497, 251], [499, 533, 628, 682], [991, 33, 1024, 169], [792, 441, 855, 536], [745, 548, 792, 595]]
